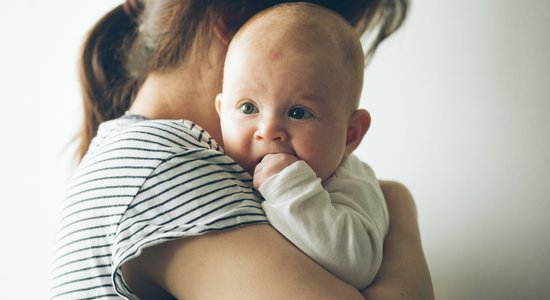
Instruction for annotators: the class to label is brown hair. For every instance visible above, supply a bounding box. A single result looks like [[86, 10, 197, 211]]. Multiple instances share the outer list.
[[78, 0, 408, 159]]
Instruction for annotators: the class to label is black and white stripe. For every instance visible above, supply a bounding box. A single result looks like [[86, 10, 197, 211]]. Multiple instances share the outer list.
[[51, 117, 267, 299]]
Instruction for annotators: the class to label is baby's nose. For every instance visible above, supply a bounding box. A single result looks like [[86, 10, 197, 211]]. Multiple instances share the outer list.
[[254, 119, 287, 142]]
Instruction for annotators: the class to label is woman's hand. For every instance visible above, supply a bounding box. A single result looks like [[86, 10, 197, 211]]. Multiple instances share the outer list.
[[361, 180, 434, 300]]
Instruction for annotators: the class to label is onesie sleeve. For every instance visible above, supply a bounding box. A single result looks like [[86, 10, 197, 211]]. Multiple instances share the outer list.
[[111, 148, 268, 299], [259, 155, 388, 290]]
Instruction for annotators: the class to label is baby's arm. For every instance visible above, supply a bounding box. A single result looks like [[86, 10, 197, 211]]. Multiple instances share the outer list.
[[255, 153, 387, 290]]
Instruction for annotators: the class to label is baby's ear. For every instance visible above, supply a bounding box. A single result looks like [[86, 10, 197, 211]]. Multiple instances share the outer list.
[[345, 109, 371, 153], [215, 93, 223, 115]]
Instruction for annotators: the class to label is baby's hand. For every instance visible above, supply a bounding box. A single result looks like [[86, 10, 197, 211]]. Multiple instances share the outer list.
[[253, 153, 299, 189]]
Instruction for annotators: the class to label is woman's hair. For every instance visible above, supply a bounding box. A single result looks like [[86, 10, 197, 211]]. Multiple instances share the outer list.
[[78, 0, 408, 159]]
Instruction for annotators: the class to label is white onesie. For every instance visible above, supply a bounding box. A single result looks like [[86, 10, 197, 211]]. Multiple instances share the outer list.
[[260, 154, 388, 289]]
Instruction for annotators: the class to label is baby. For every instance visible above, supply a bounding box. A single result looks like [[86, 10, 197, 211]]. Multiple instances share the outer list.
[[215, 3, 388, 289]]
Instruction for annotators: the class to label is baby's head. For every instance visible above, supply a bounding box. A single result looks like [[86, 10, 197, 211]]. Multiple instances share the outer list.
[[216, 2, 371, 181]]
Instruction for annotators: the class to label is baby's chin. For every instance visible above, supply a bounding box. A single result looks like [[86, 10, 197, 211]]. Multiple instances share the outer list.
[[245, 166, 255, 177], [237, 161, 256, 177]]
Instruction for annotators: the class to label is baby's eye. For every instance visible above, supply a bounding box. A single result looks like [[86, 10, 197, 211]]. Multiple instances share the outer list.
[[240, 102, 259, 114], [288, 107, 313, 120]]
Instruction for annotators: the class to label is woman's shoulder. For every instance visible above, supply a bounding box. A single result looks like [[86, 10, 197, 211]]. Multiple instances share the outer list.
[[89, 117, 219, 156], [71, 117, 234, 205]]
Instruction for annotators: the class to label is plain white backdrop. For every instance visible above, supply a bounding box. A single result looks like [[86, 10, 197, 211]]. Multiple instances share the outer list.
[[1, 0, 548, 299]]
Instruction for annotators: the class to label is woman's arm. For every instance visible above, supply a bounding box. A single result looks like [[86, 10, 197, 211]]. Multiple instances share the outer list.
[[123, 224, 364, 300], [361, 181, 434, 300], [122, 180, 433, 300]]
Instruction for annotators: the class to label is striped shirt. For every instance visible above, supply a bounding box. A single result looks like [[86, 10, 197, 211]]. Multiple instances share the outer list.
[[51, 115, 268, 299]]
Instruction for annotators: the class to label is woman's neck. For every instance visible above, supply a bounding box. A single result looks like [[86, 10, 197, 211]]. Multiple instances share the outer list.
[[128, 61, 224, 144]]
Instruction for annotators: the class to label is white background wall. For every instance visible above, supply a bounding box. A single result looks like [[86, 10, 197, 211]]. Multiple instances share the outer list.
[[0, 0, 548, 299]]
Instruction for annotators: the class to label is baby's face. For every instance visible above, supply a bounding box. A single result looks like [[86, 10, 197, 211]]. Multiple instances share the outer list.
[[217, 41, 353, 181]]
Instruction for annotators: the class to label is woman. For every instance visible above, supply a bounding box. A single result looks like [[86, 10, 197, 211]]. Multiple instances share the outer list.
[[52, 0, 433, 299]]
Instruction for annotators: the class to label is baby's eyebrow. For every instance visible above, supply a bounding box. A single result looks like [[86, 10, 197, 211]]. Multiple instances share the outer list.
[[294, 92, 327, 104]]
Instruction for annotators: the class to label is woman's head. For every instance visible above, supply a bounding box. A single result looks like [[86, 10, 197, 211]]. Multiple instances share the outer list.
[[78, 0, 408, 159]]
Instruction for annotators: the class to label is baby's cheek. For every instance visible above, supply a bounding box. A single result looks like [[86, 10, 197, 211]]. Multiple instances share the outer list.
[[313, 145, 345, 180]]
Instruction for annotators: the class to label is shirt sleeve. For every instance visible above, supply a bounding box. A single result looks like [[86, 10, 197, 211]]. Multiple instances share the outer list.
[[111, 148, 268, 298], [259, 155, 388, 290]]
